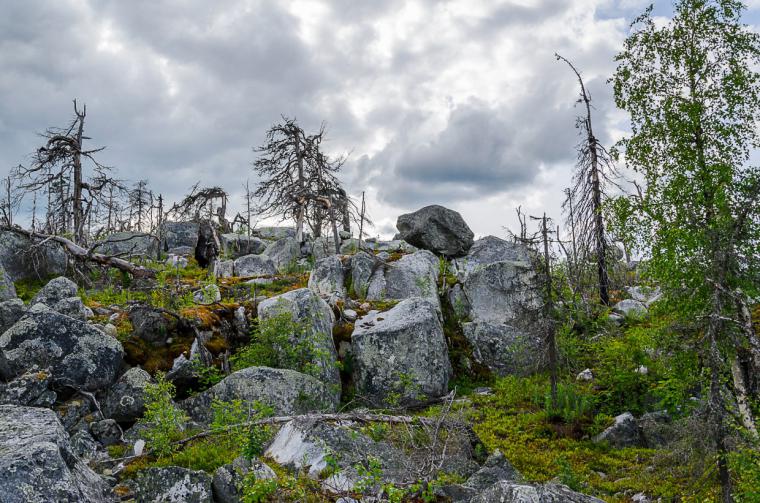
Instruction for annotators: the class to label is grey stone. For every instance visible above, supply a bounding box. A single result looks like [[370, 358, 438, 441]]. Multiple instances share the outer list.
[[462, 260, 539, 324], [220, 233, 267, 258], [0, 309, 123, 391], [129, 306, 173, 345], [351, 297, 451, 406], [452, 236, 533, 280], [264, 237, 301, 271], [90, 418, 121, 446], [161, 221, 200, 251], [464, 449, 522, 491], [97, 231, 159, 258], [310, 236, 338, 261], [0, 367, 55, 406], [626, 285, 662, 306], [639, 410, 674, 448], [448, 283, 470, 320], [254, 226, 295, 241], [593, 412, 643, 448], [29, 276, 93, 320], [471, 481, 605, 502], [212, 457, 275, 503], [0, 405, 112, 502], [339, 238, 366, 255], [103, 367, 152, 422], [195, 219, 221, 268], [193, 284, 221, 304], [396, 205, 474, 257], [0, 299, 26, 334], [0, 229, 67, 282], [166, 254, 189, 269], [366, 250, 440, 308], [349, 251, 376, 299], [308, 255, 346, 297], [213, 259, 234, 278], [461, 322, 540, 376], [181, 367, 339, 423], [0, 264, 16, 301], [257, 288, 339, 389], [168, 245, 196, 256], [366, 239, 418, 254], [613, 298, 648, 317], [576, 369, 594, 381], [133, 466, 213, 503], [234, 253, 277, 277]]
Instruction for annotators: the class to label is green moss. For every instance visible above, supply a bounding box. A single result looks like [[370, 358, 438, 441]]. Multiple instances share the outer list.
[[13, 277, 52, 303]]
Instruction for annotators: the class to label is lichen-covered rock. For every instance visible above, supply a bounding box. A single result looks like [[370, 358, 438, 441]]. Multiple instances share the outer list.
[[90, 418, 121, 446], [233, 253, 277, 277], [613, 299, 648, 317], [0, 229, 67, 282], [213, 259, 234, 278], [349, 251, 376, 299], [161, 221, 200, 251], [310, 236, 337, 261], [0, 298, 26, 334], [97, 231, 159, 258], [129, 306, 174, 346], [133, 466, 213, 503], [264, 237, 301, 272], [396, 205, 474, 257], [0, 405, 113, 502], [365, 239, 418, 254], [461, 322, 541, 376], [0, 367, 55, 406], [254, 226, 295, 241], [626, 285, 662, 306], [351, 297, 451, 406], [639, 410, 674, 448], [593, 412, 643, 448], [452, 236, 532, 280], [0, 264, 16, 301], [0, 309, 123, 391], [257, 288, 340, 388], [29, 276, 92, 320], [471, 481, 605, 503], [181, 367, 339, 423], [212, 457, 275, 503], [103, 367, 152, 422], [308, 256, 346, 297], [366, 250, 440, 308], [193, 284, 221, 304], [462, 260, 539, 324], [220, 233, 266, 258]]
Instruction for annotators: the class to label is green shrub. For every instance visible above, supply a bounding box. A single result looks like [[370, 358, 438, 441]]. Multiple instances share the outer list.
[[139, 372, 188, 458], [542, 383, 594, 424]]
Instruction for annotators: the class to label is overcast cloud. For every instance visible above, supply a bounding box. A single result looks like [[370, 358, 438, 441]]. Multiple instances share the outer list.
[[1, 0, 758, 239]]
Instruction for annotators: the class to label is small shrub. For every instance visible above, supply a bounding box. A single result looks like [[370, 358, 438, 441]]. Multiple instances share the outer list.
[[542, 383, 594, 424], [139, 372, 188, 457]]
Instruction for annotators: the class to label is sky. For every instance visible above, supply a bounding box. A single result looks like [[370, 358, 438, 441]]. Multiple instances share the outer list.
[[1, 0, 759, 240]]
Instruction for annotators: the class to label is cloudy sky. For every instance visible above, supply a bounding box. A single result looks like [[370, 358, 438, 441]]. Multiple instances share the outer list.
[[2, 0, 759, 239]]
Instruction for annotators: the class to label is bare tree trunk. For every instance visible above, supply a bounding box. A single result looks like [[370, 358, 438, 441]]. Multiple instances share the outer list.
[[358, 191, 366, 248], [72, 102, 85, 244], [295, 137, 305, 243], [541, 214, 558, 407]]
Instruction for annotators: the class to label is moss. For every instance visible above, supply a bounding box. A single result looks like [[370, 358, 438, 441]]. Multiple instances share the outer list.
[[122, 332, 195, 374], [13, 277, 51, 303]]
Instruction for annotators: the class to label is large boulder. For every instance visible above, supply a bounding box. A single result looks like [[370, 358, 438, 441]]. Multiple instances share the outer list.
[[471, 481, 605, 503], [257, 288, 340, 389], [220, 233, 266, 258], [96, 232, 159, 258], [366, 250, 440, 308], [0, 229, 67, 282], [0, 405, 112, 502], [461, 322, 541, 376], [212, 457, 275, 503], [132, 466, 212, 503], [0, 299, 25, 334], [452, 236, 532, 279], [593, 412, 643, 448], [30, 276, 92, 320], [0, 264, 16, 301], [396, 205, 474, 257], [233, 254, 277, 277], [253, 226, 295, 241], [129, 306, 174, 346], [263, 237, 301, 272], [161, 221, 200, 251], [308, 256, 346, 298], [351, 297, 451, 406], [103, 367, 153, 423], [181, 367, 339, 423], [461, 260, 539, 324], [349, 251, 377, 299], [0, 307, 123, 391], [0, 367, 56, 407], [613, 299, 648, 318]]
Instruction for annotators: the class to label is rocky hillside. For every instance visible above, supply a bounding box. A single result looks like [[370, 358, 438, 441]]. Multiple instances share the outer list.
[[0, 205, 745, 502]]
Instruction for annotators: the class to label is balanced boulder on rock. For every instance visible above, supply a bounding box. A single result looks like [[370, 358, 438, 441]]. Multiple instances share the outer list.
[[366, 250, 440, 308], [396, 205, 474, 257]]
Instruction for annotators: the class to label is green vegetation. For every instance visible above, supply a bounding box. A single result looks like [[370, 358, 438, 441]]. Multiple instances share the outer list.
[[139, 372, 189, 458]]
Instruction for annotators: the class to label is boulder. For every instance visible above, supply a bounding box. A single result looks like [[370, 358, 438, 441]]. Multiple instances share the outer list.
[[0, 229, 67, 282], [0, 308, 123, 391], [452, 236, 532, 280], [97, 231, 159, 258], [212, 457, 275, 503], [161, 221, 200, 251], [613, 298, 648, 317], [366, 250, 440, 308], [351, 297, 451, 406], [0, 405, 112, 502], [365, 239, 418, 254], [0, 299, 25, 334], [220, 233, 266, 258], [626, 286, 662, 306], [103, 367, 152, 422], [233, 254, 277, 277], [257, 288, 340, 389], [339, 238, 365, 255], [310, 236, 338, 261], [129, 306, 174, 346], [90, 418, 121, 446], [464, 450, 522, 492], [213, 259, 234, 279], [264, 237, 301, 272], [0, 367, 56, 407], [349, 251, 376, 299], [396, 205, 474, 257], [168, 245, 196, 257], [461, 322, 541, 376], [193, 284, 221, 305], [471, 481, 605, 503], [265, 416, 409, 492], [639, 410, 674, 448], [166, 254, 189, 269], [30, 276, 92, 320], [0, 264, 16, 301], [132, 466, 213, 503], [253, 226, 295, 241], [461, 260, 539, 324], [593, 412, 643, 448], [181, 367, 339, 423], [308, 256, 347, 297]]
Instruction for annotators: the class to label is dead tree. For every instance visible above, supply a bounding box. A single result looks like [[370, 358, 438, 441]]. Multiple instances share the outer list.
[[129, 180, 153, 232], [13, 100, 121, 244], [556, 54, 616, 306], [167, 184, 228, 225]]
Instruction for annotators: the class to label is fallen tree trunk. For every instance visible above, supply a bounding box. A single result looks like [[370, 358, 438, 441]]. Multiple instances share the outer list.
[[3, 226, 156, 279]]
